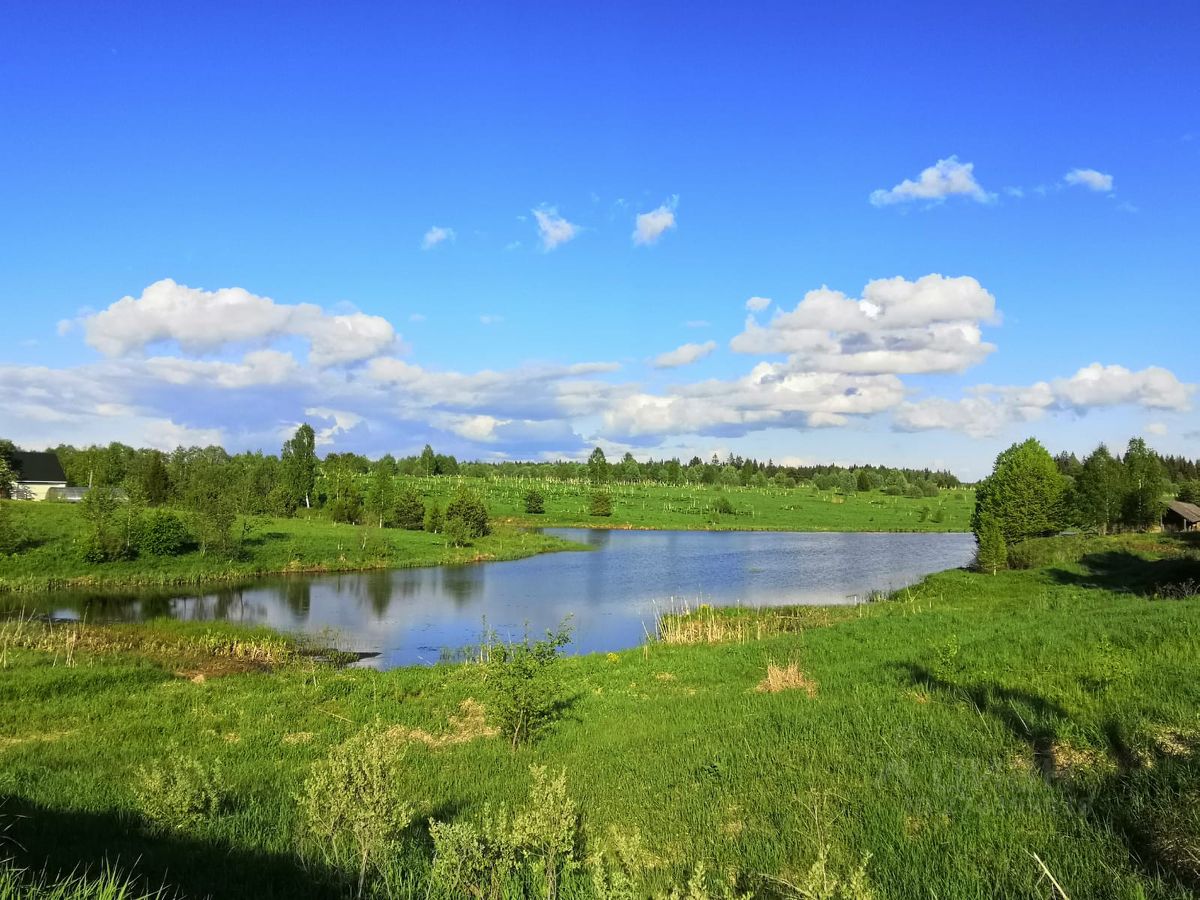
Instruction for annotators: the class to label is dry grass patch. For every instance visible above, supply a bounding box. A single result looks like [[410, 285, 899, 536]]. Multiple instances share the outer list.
[[658, 604, 851, 646], [384, 698, 498, 749], [0, 729, 76, 751], [756, 661, 818, 697], [282, 731, 314, 745]]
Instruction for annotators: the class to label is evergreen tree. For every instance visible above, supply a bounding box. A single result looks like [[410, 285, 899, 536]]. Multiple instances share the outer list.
[[1072, 444, 1124, 534], [974, 513, 1008, 574], [1121, 437, 1166, 530], [141, 452, 170, 506], [972, 438, 1067, 544], [587, 446, 609, 485], [0, 457, 14, 500], [281, 424, 317, 509], [393, 484, 426, 530]]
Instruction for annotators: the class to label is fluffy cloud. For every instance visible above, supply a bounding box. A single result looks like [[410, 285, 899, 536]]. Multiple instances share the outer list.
[[895, 363, 1193, 436], [632, 197, 677, 246], [83, 279, 396, 366], [421, 226, 455, 249], [745, 296, 771, 312], [532, 207, 579, 251], [602, 364, 905, 440], [870, 156, 992, 206], [1064, 168, 1114, 192], [653, 341, 716, 369], [731, 274, 998, 374]]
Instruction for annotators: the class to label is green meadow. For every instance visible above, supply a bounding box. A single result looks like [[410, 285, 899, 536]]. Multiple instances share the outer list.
[[0, 482, 971, 593], [1, 533, 1197, 899], [0, 500, 581, 594], [418, 477, 974, 533]]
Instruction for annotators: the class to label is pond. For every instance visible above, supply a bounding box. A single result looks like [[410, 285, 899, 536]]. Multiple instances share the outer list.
[[36, 529, 975, 668]]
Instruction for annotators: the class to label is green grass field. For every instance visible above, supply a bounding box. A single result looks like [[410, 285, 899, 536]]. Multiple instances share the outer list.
[[1, 534, 1197, 898], [0, 481, 971, 594], [0, 501, 580, 594], [410, 476, 974, 533]]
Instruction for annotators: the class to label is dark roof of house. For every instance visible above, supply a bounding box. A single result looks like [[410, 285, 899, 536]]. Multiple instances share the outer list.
[[12, 450, 67, 484], [1166, 500, 1200, 523]]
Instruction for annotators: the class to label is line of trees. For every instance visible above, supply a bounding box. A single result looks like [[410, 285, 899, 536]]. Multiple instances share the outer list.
[[973, 436, 1176, 573]]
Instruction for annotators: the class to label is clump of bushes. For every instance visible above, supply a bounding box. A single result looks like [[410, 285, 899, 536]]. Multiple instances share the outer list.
[[588, 492, 613, 517], [523, 489, 546, 514], [300, 727, 417, 896], [393, 486, 426, 530], [133, 755, 227, 834], [0, 505, 20, 555], [487, 624, 572, 748], [137, 510, 192, 557], [446, 487, 490, 539], [429, 765, 579, 900], [328, 497, 363, 525], [425, 503, 445, 534], [710, 496, 735, 516]]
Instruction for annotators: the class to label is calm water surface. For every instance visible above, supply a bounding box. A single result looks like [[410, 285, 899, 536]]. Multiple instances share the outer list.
[[44, 529, 974, 668]]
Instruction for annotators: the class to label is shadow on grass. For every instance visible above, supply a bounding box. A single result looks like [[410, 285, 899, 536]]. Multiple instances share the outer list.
[[1048, 548, 1200, 597], [902, 664, 1200, 891], [1, 795, 342, 899]]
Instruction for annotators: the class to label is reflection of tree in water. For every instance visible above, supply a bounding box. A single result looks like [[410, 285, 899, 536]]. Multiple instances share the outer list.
[[441, 565, 483, 606], [585, 529, 612, 549], [364, 571, 392, 617], [279, 580, 311, 620]]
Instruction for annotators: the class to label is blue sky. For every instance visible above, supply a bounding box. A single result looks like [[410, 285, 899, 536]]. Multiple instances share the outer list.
[[1, 1, 1197, 478]]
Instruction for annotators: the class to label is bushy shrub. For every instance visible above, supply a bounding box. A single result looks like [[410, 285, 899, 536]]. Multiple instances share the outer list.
[[973, 514, 1007, 574], [133, 755, 226, 834], [0, 505, 20, 556], [328, 497, 362, 525], [393, 486, 426, 530], [300, 727, 416, 896], [425, 503, 445, 534], [267, 485, 298, 518], [137, 510, 192, 557], [588, 492, 613, 517], [523, 489, 546, 515], [446, 487, 490, 538], [710, 496, 734, 516], [444, 516, 474, 548], [430, 765, 578, 900], [487, 625, 571, 748]]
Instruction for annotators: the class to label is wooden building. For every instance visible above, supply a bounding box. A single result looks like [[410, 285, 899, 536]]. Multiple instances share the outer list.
[[1164, 500, 1200, 532]]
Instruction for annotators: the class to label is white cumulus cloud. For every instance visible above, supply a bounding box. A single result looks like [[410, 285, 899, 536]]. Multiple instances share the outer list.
[[532, 207, 579, 251], [870, 156, 992, 206], [82, 279, 396, 367], [653, 341, 716, 369], [731, 274, 998, 375], [745, 296, 772, 312], [632, 197, 678, 246], [421, 226, 455, 249], [1064, 168, 1114, 192]]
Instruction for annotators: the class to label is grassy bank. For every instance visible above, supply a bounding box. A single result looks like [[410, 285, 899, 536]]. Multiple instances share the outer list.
[[0, 501, 581, 594], [2, 534, 1198, 898], [417, 477, 975, 532]]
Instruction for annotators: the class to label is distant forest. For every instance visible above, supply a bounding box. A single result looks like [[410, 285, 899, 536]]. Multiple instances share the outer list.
[[3, 431, 1197, 520]]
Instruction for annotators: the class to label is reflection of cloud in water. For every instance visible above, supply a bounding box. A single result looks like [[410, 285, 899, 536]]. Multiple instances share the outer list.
[[35, 531, 975, 668]]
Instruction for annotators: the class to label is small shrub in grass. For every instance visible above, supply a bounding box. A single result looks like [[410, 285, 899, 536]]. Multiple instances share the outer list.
[[446, 486, 490, 538], [425, 503, 445, 534], [0, 505, 19, 556], [445, 516, 474, 548], [136, 510, 192, 557], [393, 486, 426, 530], [523, 489, 546, 514], [300, 727, 417, 897], [133, 755, 226, 834], [973, 513, 1007, 574], [486, 624, 571, 748], [589, 491, 613, 517], [710, 496, 734, 516], [429, 765, 578, 900], [328, 497, 362, 525]]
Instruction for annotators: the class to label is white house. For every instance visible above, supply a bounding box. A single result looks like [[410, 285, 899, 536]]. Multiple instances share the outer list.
[[10, 451, 68, 501]]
